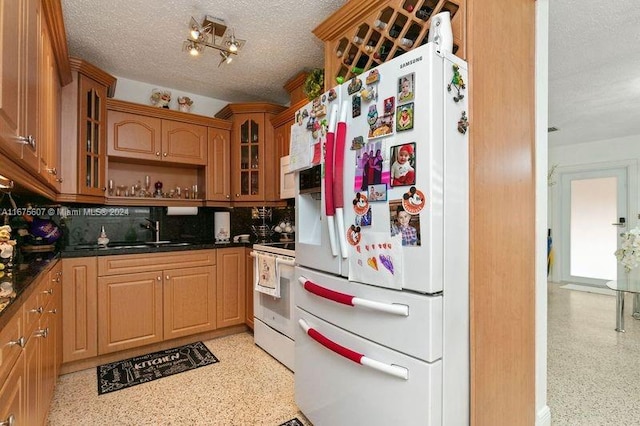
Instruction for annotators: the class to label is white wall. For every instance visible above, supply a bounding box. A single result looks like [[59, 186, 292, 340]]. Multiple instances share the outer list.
[[112, 76, 232, 117], [550, 134, 640, 167]]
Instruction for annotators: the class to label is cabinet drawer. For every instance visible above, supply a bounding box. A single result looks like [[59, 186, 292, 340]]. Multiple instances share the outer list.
[[295, 266, 442, 362], [0, 310, 23, 385], [98, 249, 216, 276]]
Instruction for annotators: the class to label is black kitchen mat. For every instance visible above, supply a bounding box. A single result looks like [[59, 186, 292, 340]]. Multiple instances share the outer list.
[[279, 419, 303, 426], [97, 341, 219, 395]]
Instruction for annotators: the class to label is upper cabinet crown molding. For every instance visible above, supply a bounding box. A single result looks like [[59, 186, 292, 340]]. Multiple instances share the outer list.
[[41, 0, 72, 86], [69, 57, 117, 97], [215, 103, 287, 120], [107, 99, 232, 130]]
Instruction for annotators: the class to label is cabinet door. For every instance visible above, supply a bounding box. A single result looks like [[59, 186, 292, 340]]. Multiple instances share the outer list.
[[161, 119, 207, 165], [245, 248, 254, 329], [20, 0, 41, 173], [216, 248, 246, 328], [24, 328, 40, 426], [98, 271, 163, 354], [77, 74, 108, 196], [0, 352, 24, 426], [37, 308, 55, 424], [164, 265, 217, 340], [207, 127, 231, 202], [0, 0, 22, 160], [107, 110, 162, 161], [231, 113, 264, 202], [62, 257, 98, 363]]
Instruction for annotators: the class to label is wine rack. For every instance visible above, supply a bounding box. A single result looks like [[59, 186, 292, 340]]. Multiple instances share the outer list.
[[313, 0, 466, 86]]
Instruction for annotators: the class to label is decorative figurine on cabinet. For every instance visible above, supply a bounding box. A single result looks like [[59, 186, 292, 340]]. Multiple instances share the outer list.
[[150, 89, 171, 108], [178, 96, 193, 112]]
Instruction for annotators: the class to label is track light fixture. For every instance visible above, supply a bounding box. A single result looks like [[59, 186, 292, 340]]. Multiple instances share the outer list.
[[183, 15, 245, 65]]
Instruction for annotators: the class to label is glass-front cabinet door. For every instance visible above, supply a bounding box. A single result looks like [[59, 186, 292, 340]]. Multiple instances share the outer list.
[[78, 74, 107, 196], [233, 113, 264, 202]]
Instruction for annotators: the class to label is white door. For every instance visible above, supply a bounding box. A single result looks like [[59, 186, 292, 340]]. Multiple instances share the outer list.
[[560, 167, 628, 286]]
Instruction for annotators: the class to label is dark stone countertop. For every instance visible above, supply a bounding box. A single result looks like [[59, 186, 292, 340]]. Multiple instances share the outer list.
[[59, 241, 253, 258], [0, 252, 60, 329]]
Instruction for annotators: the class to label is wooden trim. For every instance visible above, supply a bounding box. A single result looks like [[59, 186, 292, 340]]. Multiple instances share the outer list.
[[270, 99, 308, 127], [41, 0, 72, 86], [69, 57, 117, 97], [283, 71, 309, 94], [0, 152, 56, 200], [313, 0, 389, 41], [55, 193, 106, 204], [107, 99, 232, 130], [467, 0, 536, 424], [214, 103, 287, 120]]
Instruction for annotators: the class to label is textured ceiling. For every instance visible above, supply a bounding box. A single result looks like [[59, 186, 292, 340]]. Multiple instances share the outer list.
[[61, 0, 348, 105], [549, 0, 640, 146], [62, 1, 640, 146]]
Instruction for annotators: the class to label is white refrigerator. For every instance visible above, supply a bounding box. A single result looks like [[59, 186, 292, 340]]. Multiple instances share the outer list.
[[293, 42, 469, 425]]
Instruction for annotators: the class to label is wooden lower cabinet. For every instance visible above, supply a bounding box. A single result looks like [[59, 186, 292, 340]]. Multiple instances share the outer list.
[[0, 352, 25, 426], [216, 248, 245, 328], [98, 271, 164, 354], [245, 248, 254, 329], [96, 250, 218, 355]]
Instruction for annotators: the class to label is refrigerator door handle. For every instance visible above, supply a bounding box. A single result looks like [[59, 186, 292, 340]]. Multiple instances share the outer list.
[[298, 277, 409, 316], [334, 100, 350, 259], [325, 104, 339, 257], [298, 318, 409, 380]]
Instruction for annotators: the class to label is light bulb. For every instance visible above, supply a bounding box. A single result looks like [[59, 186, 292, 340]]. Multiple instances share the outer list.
[[226, 55, 233, 64], [190, 27, 200, 40], [229, 42, 238, 53], [189, 44, 199, 56]]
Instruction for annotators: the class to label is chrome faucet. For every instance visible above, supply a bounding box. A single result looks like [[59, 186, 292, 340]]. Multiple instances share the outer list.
[[141, 218, 160, 243]]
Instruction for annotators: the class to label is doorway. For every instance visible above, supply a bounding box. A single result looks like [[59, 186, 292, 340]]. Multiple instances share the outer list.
[[558, 166, 628, 287]]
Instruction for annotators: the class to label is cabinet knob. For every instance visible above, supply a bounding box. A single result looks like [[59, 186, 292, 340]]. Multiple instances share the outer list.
[[30, 306, 43, 314], [163, 152, 167, 157], [0, 413, 15, 426], [43, 288, 54, 295], [8, 336, 25, 348], [16, 134, 36, 148], [157, 276, 162, 281], [35, 327, 49, 338], [56, 177, 63, 183], [46, 167, 57, 175], [235, 193, 240, 197], [165, 275, 170, 280], [226, 194, 230, 199], [48, 308, 57, 314], [156, 152, 161, 156]]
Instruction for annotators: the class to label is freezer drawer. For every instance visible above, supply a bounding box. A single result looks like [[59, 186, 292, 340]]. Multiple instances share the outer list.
[[295, 308, 442, 426], [296, 266, 443, 362]]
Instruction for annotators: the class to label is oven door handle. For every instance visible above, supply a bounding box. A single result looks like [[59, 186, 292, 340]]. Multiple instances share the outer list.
[[298, 318, 408, 380], [298, 277, 409, 316]]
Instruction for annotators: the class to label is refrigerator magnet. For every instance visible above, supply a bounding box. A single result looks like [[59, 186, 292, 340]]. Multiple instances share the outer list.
[[352, 95, 361, 118], [346, 225, 362, 246], [390, 201, 421, 247], [401, 186, 426, 215], [447, 64, 466, 103], [368, 115, 394, 139], [396, 103, 414, 132], [347, 76, 363, 95], [328, 88, 337, 102], [390, 143, 416, 187], [350, 136, 365, 151], [352, 192, 370, 216], [398, 72, 415, 103], [367, 105, 378, 128], [360, 86, 376, 102], [368, 183, 387, 202], [383, 97, 395, 116], [366, 69, 380, 85], [356, 209, 372, 227]]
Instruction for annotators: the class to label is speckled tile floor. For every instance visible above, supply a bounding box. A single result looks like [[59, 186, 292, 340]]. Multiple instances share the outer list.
[[47, 285, 640, 425], [47, 332, 311, 425], [547, 282, 640, 425]]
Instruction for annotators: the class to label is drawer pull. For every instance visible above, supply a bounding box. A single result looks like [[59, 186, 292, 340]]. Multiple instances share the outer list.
[[8, 336, 25, 348], [30, 306, 43, 314], [0, 414, 15, 426], [298, 277, 409, 316], [35, 328, 49, 338], [43, 288, 54, 295], [298, 319, 408, 380], [48, 308, 57, 314]]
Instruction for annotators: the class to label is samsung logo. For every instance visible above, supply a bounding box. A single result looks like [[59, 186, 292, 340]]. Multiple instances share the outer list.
[[400, 56, 423, 69]]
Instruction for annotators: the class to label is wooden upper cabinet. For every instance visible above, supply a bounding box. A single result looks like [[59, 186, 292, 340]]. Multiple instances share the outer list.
[[161, 120, 207, 165], [107, 111, 162, 161], [207, 126, 231, 202], [0, 0, 40, 170], [215, 103, 286, 204], [109, 111, 209, 165]]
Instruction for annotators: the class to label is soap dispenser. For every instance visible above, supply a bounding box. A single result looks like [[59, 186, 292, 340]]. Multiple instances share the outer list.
[[97, 226, 110, 247]]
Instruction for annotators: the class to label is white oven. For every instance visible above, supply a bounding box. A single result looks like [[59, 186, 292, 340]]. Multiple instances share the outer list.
[[251, 242, 296, 371]]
